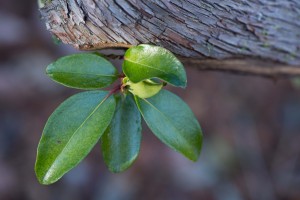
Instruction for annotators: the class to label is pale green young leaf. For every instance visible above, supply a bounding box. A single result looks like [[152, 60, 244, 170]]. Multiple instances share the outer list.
[[123, 45, 187, 88], [122, 77, 163, 99]]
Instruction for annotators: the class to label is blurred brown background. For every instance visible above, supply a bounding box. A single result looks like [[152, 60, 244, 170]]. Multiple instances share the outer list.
[[0, 1, 300, 200]]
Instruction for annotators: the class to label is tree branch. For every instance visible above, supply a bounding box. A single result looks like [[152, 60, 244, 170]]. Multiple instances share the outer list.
[[182, 58, 300, 78], [40, 0, 300, 76]]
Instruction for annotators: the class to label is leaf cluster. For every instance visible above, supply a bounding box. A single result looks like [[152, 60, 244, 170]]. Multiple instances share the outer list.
[[35, 44, 203, 185]]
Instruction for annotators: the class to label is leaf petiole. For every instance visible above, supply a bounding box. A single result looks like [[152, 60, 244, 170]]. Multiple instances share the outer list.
[[108, 84, 122, 96]]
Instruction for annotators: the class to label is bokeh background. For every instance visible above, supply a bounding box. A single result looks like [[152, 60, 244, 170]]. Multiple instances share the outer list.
[[1, 1, 300, 200]]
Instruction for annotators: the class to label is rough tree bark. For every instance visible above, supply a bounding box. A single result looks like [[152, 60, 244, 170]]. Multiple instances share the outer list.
[[40, 0, 300, 77]]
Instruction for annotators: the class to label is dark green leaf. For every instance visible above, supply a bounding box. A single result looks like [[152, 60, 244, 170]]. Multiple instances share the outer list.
[[35, 91, 116, 185], [46, 53, 118, 89], [102, 94, 142, 172], [123, 44, 187, 88], [135, 90, 202, 161]]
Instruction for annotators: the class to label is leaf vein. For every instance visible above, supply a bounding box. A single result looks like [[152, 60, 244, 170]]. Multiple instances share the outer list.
[[124, 57, 168, 74], [44, 95, 111, 177], [141, 98, 191, 148], [47, 71, 117, 77]]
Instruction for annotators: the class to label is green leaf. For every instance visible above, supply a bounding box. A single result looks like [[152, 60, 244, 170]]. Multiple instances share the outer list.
[[123, 44, 187, 88], [35, 91, 116, 185], [123, 77, 163, 99], [101, 94, 142, 173], [46, 53, 118, 89], [135, 90, 202, 161]]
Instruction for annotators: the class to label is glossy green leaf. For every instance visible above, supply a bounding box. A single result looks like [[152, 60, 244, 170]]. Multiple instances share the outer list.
[[122, 77, 163, 99], [35, 91, 116, 185], [46, 53, 118, 89], [123, 44, 187, 88], [101, 94, 142, 172], [135, 90, 202, 161]]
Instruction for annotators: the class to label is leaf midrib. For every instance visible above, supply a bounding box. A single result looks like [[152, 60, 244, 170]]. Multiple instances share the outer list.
[[106, 96, 141, 172], [140, 97, 192, 151], [47, 71, 117, 77], [124, 57, 169, 75], [44, 95, 111, 179]]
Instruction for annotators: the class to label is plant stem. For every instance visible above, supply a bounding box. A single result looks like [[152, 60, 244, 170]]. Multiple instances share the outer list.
[[118, 73, 125, 78], [109, 84, 122, 96]]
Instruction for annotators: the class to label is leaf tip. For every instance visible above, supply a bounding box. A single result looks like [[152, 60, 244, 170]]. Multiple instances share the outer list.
[[45, 63, 54, 76], [35, 173, 50, 185], [188, 134, 203, 162], [188, 153, 200, 162], [183, 148, 201, 162], [35, 166, 57, 185], [37, 177, 52, 185], [108, 167, 122, 174], [179, 81, 187, 88], [35, 169, 62, 185], [107, 158, 137, 174]]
